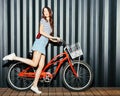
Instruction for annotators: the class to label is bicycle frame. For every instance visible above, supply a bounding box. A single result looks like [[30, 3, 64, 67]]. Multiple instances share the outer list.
[[18, 51, 78, 79], [42, 51, 77, 77]]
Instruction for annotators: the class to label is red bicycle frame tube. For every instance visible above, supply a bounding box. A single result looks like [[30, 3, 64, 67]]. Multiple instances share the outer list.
[[42, 51, 78, 77]]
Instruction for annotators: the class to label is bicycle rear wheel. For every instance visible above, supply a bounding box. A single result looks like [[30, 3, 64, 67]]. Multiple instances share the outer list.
[[63, 60, 93, 91], [7, 62, 35, 90]]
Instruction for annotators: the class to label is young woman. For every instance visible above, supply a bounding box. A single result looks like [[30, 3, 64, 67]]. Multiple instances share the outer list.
[[3, 7, 61, 94]]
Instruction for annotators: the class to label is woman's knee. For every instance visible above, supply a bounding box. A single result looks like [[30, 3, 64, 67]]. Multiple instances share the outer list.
[[32, 62, 38, 67]]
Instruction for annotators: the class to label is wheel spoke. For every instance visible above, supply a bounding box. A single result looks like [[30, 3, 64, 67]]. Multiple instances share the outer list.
[[14, 69, 20, 73], [23, 79, 29, 87]]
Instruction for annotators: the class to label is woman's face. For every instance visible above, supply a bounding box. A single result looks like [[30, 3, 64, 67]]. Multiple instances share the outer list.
[[43, 8, 49, 18]]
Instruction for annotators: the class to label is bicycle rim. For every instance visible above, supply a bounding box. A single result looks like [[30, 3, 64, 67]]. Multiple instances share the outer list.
[[7, 62, 35, 90], [63, 61, 93, 91]]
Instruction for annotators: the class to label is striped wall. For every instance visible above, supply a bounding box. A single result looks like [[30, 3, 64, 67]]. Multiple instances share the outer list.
[[0, 0, 120, 87]]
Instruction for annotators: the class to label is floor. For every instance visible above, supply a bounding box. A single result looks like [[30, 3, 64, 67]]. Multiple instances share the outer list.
[[0, 87, 120, 96]]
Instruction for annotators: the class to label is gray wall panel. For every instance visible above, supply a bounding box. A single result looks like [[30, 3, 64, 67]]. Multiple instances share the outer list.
[[66, 0, 70, 43], [0, 0, 120, 87], [116, 0, 120, 86], [29, 0, 33, 52], [10, 0, 15, 53], [0, 0, 3, 87], [16, 0, 20, 56], [23, 0, 27, 57], [78, 0, 82, 44], [94, 0, 99, 86], [103, 0, 109, 86]]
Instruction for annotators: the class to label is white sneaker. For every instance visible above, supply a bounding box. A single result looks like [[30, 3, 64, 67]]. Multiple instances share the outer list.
[[3, 53, 16, 61], [30, 86, 42, 94]]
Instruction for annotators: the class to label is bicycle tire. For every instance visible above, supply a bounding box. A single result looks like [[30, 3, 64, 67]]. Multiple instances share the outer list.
[[7, 62, 35, 90], [62, 60, 93, 91]]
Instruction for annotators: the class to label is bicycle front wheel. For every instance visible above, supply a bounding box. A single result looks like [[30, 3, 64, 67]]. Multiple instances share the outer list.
[[63, 60, 93, 91], [7, 62, 35, 90]]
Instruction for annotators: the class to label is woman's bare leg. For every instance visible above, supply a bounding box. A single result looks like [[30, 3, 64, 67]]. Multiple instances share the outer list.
[[32, 55, 45, 87], [13, 51, 41, 67]]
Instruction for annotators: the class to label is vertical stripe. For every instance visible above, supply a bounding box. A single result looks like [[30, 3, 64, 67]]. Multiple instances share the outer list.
[[23, 0, 27, 57], [41, 0, 45, 9], [53, 0, 57, 58], [116, 0, 120, 86], [47, 0, 51, 7], [3, 0, 8, 55], [66, 0, 69, 43], [0, 0, 3, 87], [90, 0, 95, 66], [35, 0, 39, 34], [103, 0, 109, 86], [16, 0, 20, 56], [60, 0, 63, 51], [82, 0, 88, 60], [10, 0, 15, 53], [94, 0, 99, 86], [78, 0, 82, 44], [29, 0, 33, 52], [71, 0, 75, 43]]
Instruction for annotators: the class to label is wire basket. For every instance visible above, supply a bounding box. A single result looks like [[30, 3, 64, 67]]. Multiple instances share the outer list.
[[66, 42, 83, 59]]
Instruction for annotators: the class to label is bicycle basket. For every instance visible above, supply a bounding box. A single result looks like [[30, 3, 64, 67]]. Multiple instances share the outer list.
[[66, 42, 83, 59]]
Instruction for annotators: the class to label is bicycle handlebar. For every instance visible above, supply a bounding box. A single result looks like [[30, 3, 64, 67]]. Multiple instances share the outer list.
[[50, 38, 69, 47], [58, 39, 68, 46]]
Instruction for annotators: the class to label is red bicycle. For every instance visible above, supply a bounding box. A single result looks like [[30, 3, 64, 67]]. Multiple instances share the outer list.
[[7, 40, 93, 91]]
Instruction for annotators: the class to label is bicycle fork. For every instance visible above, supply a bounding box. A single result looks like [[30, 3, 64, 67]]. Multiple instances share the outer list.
[[67, 58, 78, 77]]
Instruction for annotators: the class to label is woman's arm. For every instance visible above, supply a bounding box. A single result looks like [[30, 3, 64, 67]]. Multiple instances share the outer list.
[[40, 24, 61, 42]]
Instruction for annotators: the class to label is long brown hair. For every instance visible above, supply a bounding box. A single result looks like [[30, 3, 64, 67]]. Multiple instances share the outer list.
[[42, 7, 54, 35]]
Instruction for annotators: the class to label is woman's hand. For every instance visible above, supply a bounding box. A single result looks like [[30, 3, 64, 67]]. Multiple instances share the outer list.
[[50, 37, 61, 42]]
